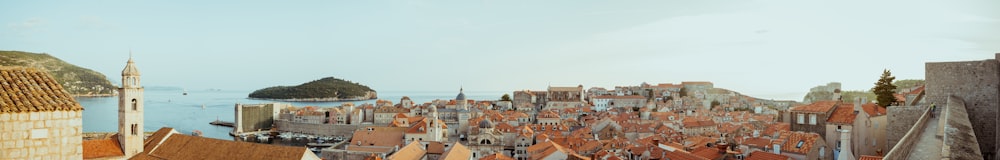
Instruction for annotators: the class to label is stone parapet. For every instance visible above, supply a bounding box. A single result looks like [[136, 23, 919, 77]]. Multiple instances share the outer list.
[[884, 106, 931, 160]]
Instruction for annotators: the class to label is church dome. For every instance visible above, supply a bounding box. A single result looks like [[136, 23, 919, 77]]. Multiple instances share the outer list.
[[456, 88, 466, 100], [478, 119, 493, 128]]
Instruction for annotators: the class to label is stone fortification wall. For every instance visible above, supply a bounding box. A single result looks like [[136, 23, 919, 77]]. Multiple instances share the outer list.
[[942, 96, 983, 160], [0, 111, 83, 159], [887, 105, 927, 148], [275, 120, 377, 137], [925, 54, 1000, 159]]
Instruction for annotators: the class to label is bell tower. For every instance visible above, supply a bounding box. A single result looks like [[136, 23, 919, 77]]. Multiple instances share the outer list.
[[119, 54, 144, 157]]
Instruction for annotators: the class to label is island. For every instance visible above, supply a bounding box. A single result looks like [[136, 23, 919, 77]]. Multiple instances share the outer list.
[[0, 50, 116, 96], [248, 77, 377, 101]]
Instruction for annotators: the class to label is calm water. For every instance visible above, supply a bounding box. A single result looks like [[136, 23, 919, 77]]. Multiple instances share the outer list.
[[79, 88, 506, 140]]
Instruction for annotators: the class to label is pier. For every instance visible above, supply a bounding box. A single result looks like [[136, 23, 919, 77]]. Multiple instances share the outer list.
[[210, 120, 235, 127]]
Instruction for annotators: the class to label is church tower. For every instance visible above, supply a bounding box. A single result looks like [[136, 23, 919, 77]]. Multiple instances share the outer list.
[[119, 55, 144, 157]]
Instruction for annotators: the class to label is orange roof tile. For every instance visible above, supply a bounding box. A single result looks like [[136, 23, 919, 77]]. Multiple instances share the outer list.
[[779, 131, 822, 154], [764, 123, 790, 136], [747, 151, 790, 160], [135, 129, 311, 160], [388, 141, 426, 160], [426, 141, 446, 154], [352, 127, 406, 148], [0, 67, 84, 113], [478, 153, 515, 160], [742, 137, 771, 148], [690, 147, 725, 160], [861, 103, 886, 116], [859, 155, 884, 160], [790, 101, 838, 113], [441, 142, 472, 160], [82, 138, 124, 159], [826, 104, 857, 124]]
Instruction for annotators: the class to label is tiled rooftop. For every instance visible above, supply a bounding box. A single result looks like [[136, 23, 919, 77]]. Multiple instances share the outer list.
[[826, 104, 857, 124], [747, 151, 790, 160], [0, 67, 83, 113], [82, 137, 124, 159], [790, 100, 838, 113]]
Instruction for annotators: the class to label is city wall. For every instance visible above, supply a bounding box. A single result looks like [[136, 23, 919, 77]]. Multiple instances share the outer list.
[[0, 111, 83, 159], [887, 105, 926, 148], [925, 54, 1000, 159], [274, 120, 377, 137]]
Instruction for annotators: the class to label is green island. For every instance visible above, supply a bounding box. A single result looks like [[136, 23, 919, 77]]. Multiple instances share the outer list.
[[0, 50, 116, 96], [248, 77, 377, 101]]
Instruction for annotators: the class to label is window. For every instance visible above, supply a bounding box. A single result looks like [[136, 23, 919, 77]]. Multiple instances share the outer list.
[[131, 124, 137, 135], [796, 140, 804, 148], [837, 125, 841, 130], [874, 121, 879, 129], [873, 138, 876, 146], [797, 114, 805, 124], [131, 99, 138, 110], [809, 114, 817, 125]]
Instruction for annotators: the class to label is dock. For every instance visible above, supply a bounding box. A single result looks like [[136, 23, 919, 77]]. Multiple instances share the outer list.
[[210, 120, 235, 127]]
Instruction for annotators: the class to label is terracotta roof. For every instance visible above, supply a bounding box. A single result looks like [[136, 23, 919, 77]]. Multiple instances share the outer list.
[[681, 81, 713, 85], [779, 131, 822, 154], [351, 127, 406, 148], [742, 137, 772, 148], [859, 155, 884, 160], [746, 151, 790, 160], [690, 147, 724, 160], [143, 127, 179, 153], [440, 142, 471, 160], [826, 104, 857, 124], [790, 101, 838, 113], [82, 138, 124, 159], [0, 67, 84, 113], [133, 129, 311, 160], [683, 120, 716, 128], [479, 153, 515, 160], [861, 103, 886, 116], [388, 141, 426, 160], [426, 141, 446, 154], [764, 123, 790, 137], [662, 147, 709, 160]]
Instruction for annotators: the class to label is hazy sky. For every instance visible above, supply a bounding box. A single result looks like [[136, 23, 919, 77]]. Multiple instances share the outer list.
[[2, 0, 998, 100]]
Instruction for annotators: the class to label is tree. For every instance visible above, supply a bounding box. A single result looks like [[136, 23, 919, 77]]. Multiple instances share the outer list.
[[872, 69, 898, 107], [500, 94, 512, 101]]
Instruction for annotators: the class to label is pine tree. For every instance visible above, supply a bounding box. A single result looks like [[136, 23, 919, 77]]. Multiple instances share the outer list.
[[500, 94, 512, 101], [872, 69, 898, 107]]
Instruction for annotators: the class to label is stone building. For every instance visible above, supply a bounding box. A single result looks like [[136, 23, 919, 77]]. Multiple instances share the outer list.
[[789, 101, 839, 139], [468, 119, 505, 159], [545, 85, 585, 110], [0, 67, 85, 159], [234, 103, 284, 134], [925, 53, 1000, 159]]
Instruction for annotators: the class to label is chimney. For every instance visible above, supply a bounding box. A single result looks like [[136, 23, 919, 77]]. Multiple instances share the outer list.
[[833, 89, 842, 101], [773, 144, 781, 154], [854, 97, 861, 113], [837, 130, 855, 160]]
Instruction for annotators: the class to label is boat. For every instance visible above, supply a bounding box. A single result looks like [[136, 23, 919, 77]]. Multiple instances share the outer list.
[[183, 89, 188, 95]]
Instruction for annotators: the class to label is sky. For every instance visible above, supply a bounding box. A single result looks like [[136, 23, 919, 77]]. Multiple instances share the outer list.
[[2, 0, 999, 101]]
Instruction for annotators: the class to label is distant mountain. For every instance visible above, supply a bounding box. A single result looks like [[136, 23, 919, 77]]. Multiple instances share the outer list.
[[248, 77, 377, 101], [0, 50, 115, 96]]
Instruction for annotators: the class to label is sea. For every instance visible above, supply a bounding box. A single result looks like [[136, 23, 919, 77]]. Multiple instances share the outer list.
[[78, 88, 507, 140]]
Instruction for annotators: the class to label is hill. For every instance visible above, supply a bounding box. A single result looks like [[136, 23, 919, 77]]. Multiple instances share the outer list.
[[248, 77, 377, 101], [0, 50, 115, 96]]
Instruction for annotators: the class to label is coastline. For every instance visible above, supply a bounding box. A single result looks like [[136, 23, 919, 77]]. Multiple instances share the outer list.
[[247, 97, 377, 102]]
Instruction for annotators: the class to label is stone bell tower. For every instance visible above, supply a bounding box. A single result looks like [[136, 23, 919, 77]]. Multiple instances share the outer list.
[[119, 54, 144, 157]]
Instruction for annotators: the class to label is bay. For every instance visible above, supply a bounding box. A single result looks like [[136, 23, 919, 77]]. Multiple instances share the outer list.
[[79, 88, 507, 140]]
